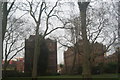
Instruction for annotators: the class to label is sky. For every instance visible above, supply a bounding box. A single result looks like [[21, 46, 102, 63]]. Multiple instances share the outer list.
[[3, 0, 119, 64]]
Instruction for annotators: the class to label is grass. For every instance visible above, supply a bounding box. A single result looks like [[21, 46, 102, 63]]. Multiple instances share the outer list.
[[2, 74, 120, 80], [92, 74, 119, 78], [38, 73, 119, 78]]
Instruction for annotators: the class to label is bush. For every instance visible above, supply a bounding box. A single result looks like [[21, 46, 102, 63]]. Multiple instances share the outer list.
[[78, 66, 82, 74], [103, 62, 117, 73], [91, 62, 118, 74], [2, 70, 31, 77], [45, 72, 59, 76], [91, 66, 100, 74]]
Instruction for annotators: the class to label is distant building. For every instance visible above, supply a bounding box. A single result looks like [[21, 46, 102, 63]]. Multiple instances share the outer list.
[[63, 40, 106, 74], [16, 58, 24, 72], [2, 60, 16, 70], [24, 35, 57, 75], [104, 52, 118, 64], [2, 58, 24, 72]]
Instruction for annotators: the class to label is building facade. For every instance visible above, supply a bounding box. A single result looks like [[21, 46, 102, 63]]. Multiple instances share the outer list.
[[2, 58, 24, 72], [63, 41, 106, 74], [104, 52, 118, 63], [16, 58, 24, 72], [24, 35, 57, 75]]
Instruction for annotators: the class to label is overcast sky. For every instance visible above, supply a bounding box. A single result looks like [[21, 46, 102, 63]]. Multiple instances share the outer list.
[[3, 0, 118, 64]]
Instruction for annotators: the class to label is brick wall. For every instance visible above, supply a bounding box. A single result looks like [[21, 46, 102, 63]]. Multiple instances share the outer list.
[[63, 41, 105, 74], [24, 35, 57, 75], [16, 58, 24, 72]]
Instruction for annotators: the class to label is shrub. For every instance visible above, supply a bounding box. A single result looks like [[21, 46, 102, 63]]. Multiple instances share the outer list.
[[103, 62, 117, 73], [2, 70, 31, 77]]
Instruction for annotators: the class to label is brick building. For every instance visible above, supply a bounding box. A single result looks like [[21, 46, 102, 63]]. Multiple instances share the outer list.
[[63, 47, 82, 74], [2, 60, 16, 70], [16, 58, 24, 72], [104, 52, 118, 63], [63, 41, 106, 74], [2, 58, 24, 72], [24, 35, 57, 75]]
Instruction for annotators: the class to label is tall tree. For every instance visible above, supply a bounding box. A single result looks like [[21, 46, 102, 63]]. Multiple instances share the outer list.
[[26, 0, 69, 78], [2, 0, 15, 42], [2, 0, 27, 76], [3, 17, 25, 77], [2, 0, 16, 61], [118, 2, 120, 42], [55, 1, 117, 77], [2, 0, 28, 76], [78, 2, 91, 79], [0, 2, 2, 80], [117, 1, 120, 74], [27, 1, 45, 78]]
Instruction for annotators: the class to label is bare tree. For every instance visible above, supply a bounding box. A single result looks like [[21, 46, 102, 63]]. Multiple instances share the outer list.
[[77, 1, 117, 79], [26, 0, 46, 78], [2, 1, 16, 62], [63, 2, 91, 79], [0, 2, 2, 80], [25, 0, 71, 78], [1, 1, 28, 77], [3, 17, 26, 76], [2, 0, 16, 42], [55, 2, 117, 77]]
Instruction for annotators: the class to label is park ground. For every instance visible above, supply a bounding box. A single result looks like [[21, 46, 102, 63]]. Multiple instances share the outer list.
[[2, 74, 120, 80]]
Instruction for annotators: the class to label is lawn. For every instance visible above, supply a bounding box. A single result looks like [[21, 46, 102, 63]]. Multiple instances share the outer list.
[[38, 74, 119, 78], [2, 74, 120, 80]]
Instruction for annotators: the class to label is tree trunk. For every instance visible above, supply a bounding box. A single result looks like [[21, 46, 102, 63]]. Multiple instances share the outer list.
[[3, 60, 8, 77], [0, 2, 2, 79], [118, 1, 120, 74], [70, 45, 77, 74], [2, 2, 7, 42], [32, 24, 41, 80], [2, 2, 7, 60], [78, 2, 92, 80], [64, 55, 68, 74]]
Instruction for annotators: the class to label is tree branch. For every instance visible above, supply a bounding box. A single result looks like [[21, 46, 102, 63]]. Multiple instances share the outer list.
[[28, 1, 38, 23], [8, 46, 24, 63], [45, 26, 71, 36], [7, 0, 16, 16], [43, 1, 59, 37]]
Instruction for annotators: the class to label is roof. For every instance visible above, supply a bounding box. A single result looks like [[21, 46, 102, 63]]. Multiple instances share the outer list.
[[27, 35, 56, 42]]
